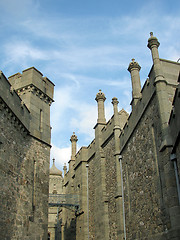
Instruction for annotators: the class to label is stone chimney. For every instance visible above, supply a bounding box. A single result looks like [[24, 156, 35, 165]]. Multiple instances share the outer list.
[[128, 58, 142, 108], [63, 163, 67, 175], [112, 97, 120, 129], [147, 32, 171, 149], [95, 89, 106, 124], [147, 32, 166, 84], [70, 132, 78, 161]]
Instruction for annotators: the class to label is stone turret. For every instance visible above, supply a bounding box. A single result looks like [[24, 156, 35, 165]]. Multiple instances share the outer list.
[[147, 32, 172, 149], [95, 89, 106, 124], [63, 163, 67, 175], [68, 132, 78, 170], [8, 67, 54, 145], [112, 97, 120, 129], [128, 58, 142, 108], [112, 97, 124, 237], [70, 132, 78, 161], [147, 32, 166, 84]]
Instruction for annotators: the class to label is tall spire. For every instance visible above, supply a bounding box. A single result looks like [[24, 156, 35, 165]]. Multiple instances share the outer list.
[[95, 89, 106, 124], [128, 58, 142, 107], [70, 132, 78, 161]]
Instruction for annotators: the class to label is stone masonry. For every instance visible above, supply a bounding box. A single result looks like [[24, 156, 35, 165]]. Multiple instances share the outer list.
[[0, 67, 54, 240], [57, 33, 180, 240], [1, 33, 179, 240]]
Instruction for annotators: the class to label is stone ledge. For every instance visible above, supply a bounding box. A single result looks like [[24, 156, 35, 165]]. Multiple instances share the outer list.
[[17, 84, 54, 106]]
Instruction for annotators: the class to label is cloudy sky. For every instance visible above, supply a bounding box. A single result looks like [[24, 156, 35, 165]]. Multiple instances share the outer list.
[[0, 0, 179, 171]]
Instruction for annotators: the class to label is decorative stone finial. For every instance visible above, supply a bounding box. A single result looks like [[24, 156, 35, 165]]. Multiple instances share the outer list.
[[70, 132, 78, 142], [112, 97, 119, 105], [95, 89, 106, 102], [128, 58, 141, 72], [147, 32, 160, 49], [63, 163, 67, 174]]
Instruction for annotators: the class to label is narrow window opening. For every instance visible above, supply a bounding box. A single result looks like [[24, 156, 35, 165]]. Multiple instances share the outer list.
[[39, 109, 43, 132], [32, 160, 37, 210]]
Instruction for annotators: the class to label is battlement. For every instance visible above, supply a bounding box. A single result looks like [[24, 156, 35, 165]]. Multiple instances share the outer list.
[[9, 67, 54, 101], [8, 67, 54, 145]]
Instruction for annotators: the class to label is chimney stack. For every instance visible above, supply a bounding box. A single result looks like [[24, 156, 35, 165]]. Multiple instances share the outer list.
[[70, 132, 78, 161], [128, 58, 142, 108], [95, 89, 106, 124]]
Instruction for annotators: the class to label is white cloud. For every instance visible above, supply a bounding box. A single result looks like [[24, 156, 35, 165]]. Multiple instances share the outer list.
[[70, 104, 97, 141], [3, 41, 49, 69], [50, 144, 71, 170], [51, 85, 75, 132]]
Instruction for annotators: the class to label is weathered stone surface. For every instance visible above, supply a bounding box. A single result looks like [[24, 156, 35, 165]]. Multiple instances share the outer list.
[[0, 67, 53, 240], [0, 106, 50, 239], [60, 35, 180, 240]]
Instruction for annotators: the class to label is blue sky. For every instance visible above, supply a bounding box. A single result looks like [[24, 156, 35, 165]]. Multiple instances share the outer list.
[[0, 0, 179, 171]]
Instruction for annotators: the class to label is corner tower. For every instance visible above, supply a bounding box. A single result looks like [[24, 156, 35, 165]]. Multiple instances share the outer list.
[[8, 67, 54, 145]]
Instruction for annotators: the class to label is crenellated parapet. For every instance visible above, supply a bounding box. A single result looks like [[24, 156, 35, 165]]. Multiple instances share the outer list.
[[8, 67, 54, 145], [9, 67, 54, 99], [17, 84, 53, 106]]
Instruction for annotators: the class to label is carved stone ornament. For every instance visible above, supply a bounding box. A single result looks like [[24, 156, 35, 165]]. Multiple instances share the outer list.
[[95, 89, 106, 102]]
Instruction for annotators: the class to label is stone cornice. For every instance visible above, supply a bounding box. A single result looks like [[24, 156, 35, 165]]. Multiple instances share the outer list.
[[0, 98, 29, 136], [16, 84, 54, 106]]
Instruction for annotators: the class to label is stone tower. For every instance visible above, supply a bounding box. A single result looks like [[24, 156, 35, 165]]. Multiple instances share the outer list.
[[0, 67, 54, 239], [8, 67, 54, 145]]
